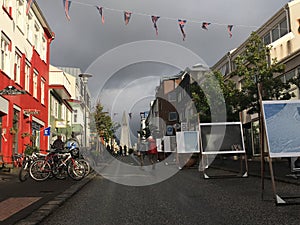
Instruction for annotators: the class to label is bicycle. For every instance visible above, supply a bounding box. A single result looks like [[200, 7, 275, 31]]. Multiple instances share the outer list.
[[29, 148, 86, 181], [18, 152, 46, 182]]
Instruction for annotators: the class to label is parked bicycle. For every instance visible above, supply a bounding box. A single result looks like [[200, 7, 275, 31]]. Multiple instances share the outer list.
[[29, 147, 86, 181], [18, 151, 46, 182]]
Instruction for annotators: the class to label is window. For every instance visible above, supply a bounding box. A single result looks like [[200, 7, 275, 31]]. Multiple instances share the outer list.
[[41, 36, 46, 61], [263, 18, 288, 45], [169, 112, 178, 121], [14, 50, 22, 84], [34, 22, 40, 51], [280, 19, 288, 37], [24, 61, 30, 92], [0, 33, 11, 75], [16, 0, 25, 32], [263, 33, 271, 45], [271, 27, 280, 42], [26, 12, 33, 44], [74, 109, 78, 123], [54, 100, 59, 118], [33, 69, 38, 98], [61, 105, 66, 120], [41, 78, 45, 105]]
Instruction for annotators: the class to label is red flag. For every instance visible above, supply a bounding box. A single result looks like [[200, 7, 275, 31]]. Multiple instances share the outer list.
[[96, 6, 104, 24], [151, 16, 160, 36], [26, 0, 34, 15], [63, 0, 72, 21], [202, 22, 211, 30], [227, 25, 233, 38], [178, 19, 187, 41], [124, 11, 132, 25]]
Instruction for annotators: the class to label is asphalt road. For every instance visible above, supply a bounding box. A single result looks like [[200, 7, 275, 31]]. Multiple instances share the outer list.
[[40, 162, 300, 225]]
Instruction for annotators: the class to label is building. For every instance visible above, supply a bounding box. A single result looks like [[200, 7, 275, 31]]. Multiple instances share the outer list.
[[48, 65, 73, 144], [57, 67, 92, 148], [0, 0, 54, 163], [211, 0, 300, 156]]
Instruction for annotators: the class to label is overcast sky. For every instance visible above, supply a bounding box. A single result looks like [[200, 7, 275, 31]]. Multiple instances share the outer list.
[[36, 0, 289, 142]]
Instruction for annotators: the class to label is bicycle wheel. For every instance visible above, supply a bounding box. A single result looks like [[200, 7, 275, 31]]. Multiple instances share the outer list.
[[67, 159, 86, 181], [77, 159, 90, 176], [18, 163, 29, 182], [29, 160, 51, 181], [53, 165, 68, 180]]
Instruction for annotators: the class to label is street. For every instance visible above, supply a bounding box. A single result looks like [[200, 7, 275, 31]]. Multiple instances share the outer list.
[[39, 156, 300, 225]]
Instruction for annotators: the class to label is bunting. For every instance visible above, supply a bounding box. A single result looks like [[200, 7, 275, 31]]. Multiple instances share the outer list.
[[202, 22, 211, 30], [178, 19, 187, 41], [26, 0, 35, 15], [124, 11, 132, 25], [228, 25, 233, 38], [151, 16, 160, 36], [96, 6, 105, 24], [63, 0, 72, 21], [55, 1, 267, 41]]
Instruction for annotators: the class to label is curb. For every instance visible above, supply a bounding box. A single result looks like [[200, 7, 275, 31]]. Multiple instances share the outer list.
[[14, 172, 97, 225]]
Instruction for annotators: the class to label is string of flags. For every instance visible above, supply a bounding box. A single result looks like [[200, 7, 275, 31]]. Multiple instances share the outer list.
[[27, 0, 254, 39]]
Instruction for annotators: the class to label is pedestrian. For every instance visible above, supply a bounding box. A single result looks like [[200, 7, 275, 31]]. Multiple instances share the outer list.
[[124, 145, 127, 156], [52, 135, 64, 150], [147, 136, 158, 169]]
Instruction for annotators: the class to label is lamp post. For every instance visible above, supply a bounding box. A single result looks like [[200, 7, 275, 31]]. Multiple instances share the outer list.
[[79, 73, 93, 148]]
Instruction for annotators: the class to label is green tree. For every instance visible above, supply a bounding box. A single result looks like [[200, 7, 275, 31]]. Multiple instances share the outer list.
[[191, 70, 241, 122], [93, 102, 114, 142], [233, 32, 292, 114]]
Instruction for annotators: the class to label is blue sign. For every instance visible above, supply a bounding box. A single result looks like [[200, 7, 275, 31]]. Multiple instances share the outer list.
[[44, 127, 51, 136]]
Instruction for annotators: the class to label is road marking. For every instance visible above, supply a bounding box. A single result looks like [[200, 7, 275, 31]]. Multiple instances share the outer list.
[[0, 197, 41, 221]]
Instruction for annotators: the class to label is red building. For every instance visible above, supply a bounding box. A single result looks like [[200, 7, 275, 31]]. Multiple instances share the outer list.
[[0, 1, 54, 164]]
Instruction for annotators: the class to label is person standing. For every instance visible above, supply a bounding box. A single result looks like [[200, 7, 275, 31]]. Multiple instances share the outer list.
[[52, 135, 64, 150], [147, 136, 158, 169]]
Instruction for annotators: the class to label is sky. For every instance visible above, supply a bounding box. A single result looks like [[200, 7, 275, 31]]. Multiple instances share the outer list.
[[36, 0, 290, 143]]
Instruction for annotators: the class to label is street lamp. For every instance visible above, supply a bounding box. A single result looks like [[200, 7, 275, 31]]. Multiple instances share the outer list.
[[79, 73, 93, 148]]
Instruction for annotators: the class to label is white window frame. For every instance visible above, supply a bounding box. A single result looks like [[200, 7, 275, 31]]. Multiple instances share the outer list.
[[41, 78, 45, 105], [16, 0, 25, 33], [24, 60, 30, 92], [14, 50, 22, 85], [33, 69, 38, 98], [0, 33, 11, 75], [26, 12, 33, 44]]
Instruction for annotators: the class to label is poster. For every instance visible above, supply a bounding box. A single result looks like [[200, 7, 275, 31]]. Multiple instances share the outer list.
[[163, 136, 176, 152], [200, 122, 245, 154], [262, 100, 300, 158], [176, 131, 200, 153]]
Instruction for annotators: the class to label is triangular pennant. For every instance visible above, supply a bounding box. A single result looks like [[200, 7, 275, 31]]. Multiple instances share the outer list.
[[63, 0, 72, 21], [151, 16, 160, 36], [96, 6, 104, 24], [124, 11, 132, 25], [26, 0, 35, 15], [178, 19, 187, 41], [202, 22, 211, 30], [227, 25, 233, 38]]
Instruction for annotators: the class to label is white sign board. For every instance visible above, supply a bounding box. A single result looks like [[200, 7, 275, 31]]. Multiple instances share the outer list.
[[262, 100, 300, 158], [176, 131, 200, 153]]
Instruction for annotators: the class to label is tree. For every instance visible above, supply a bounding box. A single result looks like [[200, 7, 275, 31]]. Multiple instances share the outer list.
[[191, 70, 241, 122], [232, 32, 293, 114], [93, 102, 114, 142]]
